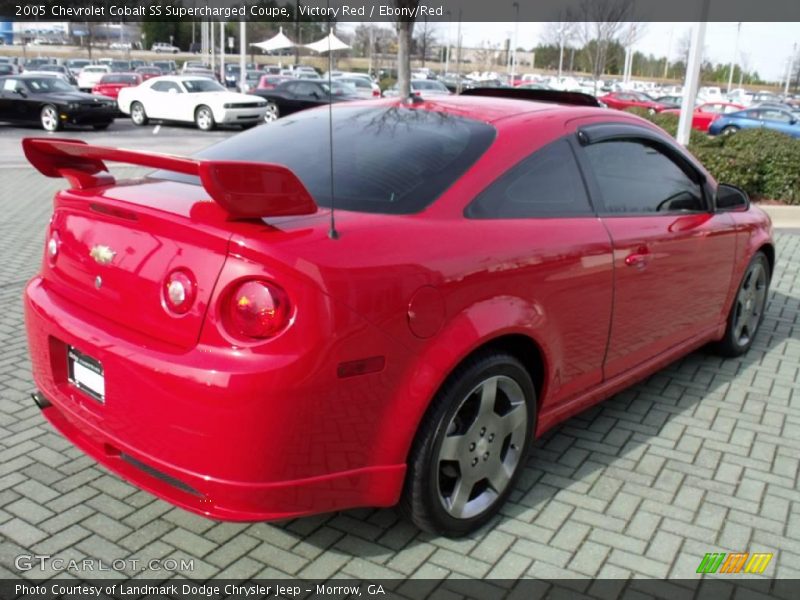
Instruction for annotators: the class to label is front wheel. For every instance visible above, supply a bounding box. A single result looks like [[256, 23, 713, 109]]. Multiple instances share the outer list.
[[713, 251, 770, 357], [40, 105, 61, 132], [400, 351, 535, 537], [195, 105, 215, 131], [263, 102, 279, 123]]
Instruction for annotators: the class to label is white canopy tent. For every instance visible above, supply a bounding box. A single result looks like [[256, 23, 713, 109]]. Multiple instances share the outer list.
[[305, 31, 350, 79], [250, 27, 296, 53], [304, 31, 350, 54]]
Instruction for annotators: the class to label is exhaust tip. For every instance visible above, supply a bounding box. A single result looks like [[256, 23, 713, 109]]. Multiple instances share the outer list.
[[31, 392, 51, 410]]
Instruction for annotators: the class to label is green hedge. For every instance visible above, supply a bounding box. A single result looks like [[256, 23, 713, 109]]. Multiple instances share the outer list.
[[623, 108, 800, 205]]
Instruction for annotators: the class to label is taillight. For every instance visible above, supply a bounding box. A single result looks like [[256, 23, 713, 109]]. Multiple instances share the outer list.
[[226, 280, 291, 339], [163, 269, 196, 315], [372, 89, 380, 97]]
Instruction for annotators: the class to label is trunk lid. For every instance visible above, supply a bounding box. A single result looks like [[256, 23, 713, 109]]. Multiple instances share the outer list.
[[44, 180, 231, 350]]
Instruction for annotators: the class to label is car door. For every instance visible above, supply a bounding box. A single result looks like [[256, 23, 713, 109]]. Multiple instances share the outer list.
[[291, 81, 325, 110], [758, 109, 797, 136], [464, 137, 614, 407], [147, 80, 184, 120], [0, 77, 18, 120], [575, 124, 737, 379]]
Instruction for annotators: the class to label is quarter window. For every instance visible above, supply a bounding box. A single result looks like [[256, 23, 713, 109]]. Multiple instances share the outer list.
[[583, 140, 705, 214], [466, 139, 592, 218]]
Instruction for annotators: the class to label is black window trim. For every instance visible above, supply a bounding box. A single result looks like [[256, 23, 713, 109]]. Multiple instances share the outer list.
[[464, 133, 599, 220], [574, 122, 715, 216]]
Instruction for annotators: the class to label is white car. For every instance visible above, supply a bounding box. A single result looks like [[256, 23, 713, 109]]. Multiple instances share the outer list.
[[77, 65, 110, 91], [117, 75, 268, 130], [332, 73, 381, 98], [698, 86, 723, 102], [152, 43, 180, 54]]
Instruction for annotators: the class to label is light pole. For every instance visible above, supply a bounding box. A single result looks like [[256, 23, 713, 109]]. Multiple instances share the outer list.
[[510, 2, 519, 81], [557, 26, 565, 80], [219, 21, 225, 84], [727, 22, 741, 93], [677, 0, 710, 146], [663, 27, 673, 79], [444, 12, 452, 74], [785, 43, 797, 95]]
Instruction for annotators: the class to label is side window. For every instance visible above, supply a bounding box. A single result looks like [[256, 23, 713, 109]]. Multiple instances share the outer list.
[[583, 140, 705, 214], [3, 78, 18, 92], [466, 139, 592, 219], [294, 82, 320, 97], [151, 81, 170, 92]]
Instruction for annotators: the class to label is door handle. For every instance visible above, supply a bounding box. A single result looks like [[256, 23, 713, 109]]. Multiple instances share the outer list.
[[625, 249, 651, 269]]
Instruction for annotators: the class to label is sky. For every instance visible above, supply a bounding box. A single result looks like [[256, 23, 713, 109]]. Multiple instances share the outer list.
[[342, 21, 798, 83], [450, 22, 798, 83]]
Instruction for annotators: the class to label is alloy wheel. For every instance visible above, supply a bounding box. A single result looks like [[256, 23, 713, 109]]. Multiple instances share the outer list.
[[733, 260, 768, 346], [196, 107, 213, 130], [436, 375, 527, 519], [40, 106, 59, 132], [263, 102, 279, 123]]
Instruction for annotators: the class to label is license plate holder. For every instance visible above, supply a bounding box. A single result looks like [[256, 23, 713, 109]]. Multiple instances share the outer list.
[[67, 346, 105, 403]]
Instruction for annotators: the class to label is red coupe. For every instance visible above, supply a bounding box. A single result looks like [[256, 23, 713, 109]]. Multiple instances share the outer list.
[[599, 91, 669, 113], [661, 102, 746, 132], [23, 96, 773, 537], [91, 73, 142, 100]]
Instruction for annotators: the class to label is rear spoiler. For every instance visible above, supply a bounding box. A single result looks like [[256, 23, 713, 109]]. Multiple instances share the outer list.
[[460, 87, 604, 108], [22, 137, 317, 219]]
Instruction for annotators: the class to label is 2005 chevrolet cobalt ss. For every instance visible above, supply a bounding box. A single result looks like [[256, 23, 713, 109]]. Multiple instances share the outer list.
[[23, 96, 772, 537]]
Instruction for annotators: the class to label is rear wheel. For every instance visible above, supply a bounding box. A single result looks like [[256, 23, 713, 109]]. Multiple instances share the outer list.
[[263, 102, 279, 123], [713, 251, 770, 357], [40, 105, 61, 132], [130, 102, 148, 126], [195, 105, 215, 131], [721, 125, 739, 136], [400, 351, 535, 537]]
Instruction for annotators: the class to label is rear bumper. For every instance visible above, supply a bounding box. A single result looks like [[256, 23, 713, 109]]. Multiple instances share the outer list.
[[24, 276, 405, 520]]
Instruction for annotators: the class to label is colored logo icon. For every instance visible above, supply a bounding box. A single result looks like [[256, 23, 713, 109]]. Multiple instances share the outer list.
[[697, 552, 773, 574]]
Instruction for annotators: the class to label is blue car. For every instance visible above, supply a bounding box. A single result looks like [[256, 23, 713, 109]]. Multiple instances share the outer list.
[[708, 107, 800, 138]]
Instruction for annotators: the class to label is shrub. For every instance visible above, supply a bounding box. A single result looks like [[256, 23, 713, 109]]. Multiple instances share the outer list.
[[621, 107, 800, 204]]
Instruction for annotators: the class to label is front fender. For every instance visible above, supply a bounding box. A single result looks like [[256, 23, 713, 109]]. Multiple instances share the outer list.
[[372, 295, 551, 466]]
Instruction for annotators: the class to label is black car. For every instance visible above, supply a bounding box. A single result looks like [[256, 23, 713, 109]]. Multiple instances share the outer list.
[[252, 79, 359, 122], [0, 75, 116, 131]]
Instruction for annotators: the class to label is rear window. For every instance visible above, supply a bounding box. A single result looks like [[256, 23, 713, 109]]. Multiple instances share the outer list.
[[101, 74, 138, 84], [153, 106, 496, 214]]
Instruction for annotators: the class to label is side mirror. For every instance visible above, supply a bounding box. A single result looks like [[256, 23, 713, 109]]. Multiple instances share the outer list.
[[310, 90, 320, 99], [15, 88, 27, 97], [716, 183, 749, 212]]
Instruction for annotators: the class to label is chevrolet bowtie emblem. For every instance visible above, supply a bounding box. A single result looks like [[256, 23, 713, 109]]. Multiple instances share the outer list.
[[90, 245, 116, 265]]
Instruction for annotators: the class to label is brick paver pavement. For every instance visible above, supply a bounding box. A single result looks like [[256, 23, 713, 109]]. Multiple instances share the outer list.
[[1, 168, 798, 581]]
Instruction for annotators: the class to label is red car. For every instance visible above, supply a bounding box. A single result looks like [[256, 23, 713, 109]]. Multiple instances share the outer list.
[[23, 97, 773, 537], [661, 102, 746, 132], [599, 91, 669, 113], [257, 74, 291, 90], [91, 73, 142, 100], [134, 66, 163, 82]]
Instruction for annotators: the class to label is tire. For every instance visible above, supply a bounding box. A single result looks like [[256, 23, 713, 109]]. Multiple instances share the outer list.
[[400, 351, 536, 537], [647, 107, 656, 115], [263, 102, 279, 123], [40, 105, 61, 132], [130, 102, 148, 126], [721, 125, 739, 136], [195, 105, 215, 131], [713, 251, 770, 357], [92, 122, 111, 131]]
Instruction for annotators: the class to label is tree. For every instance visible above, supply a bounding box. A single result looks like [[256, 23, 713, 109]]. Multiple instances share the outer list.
[[569, 0, 633, 83], [413, 19, 437, 66], [394, 0, 419, 98]]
